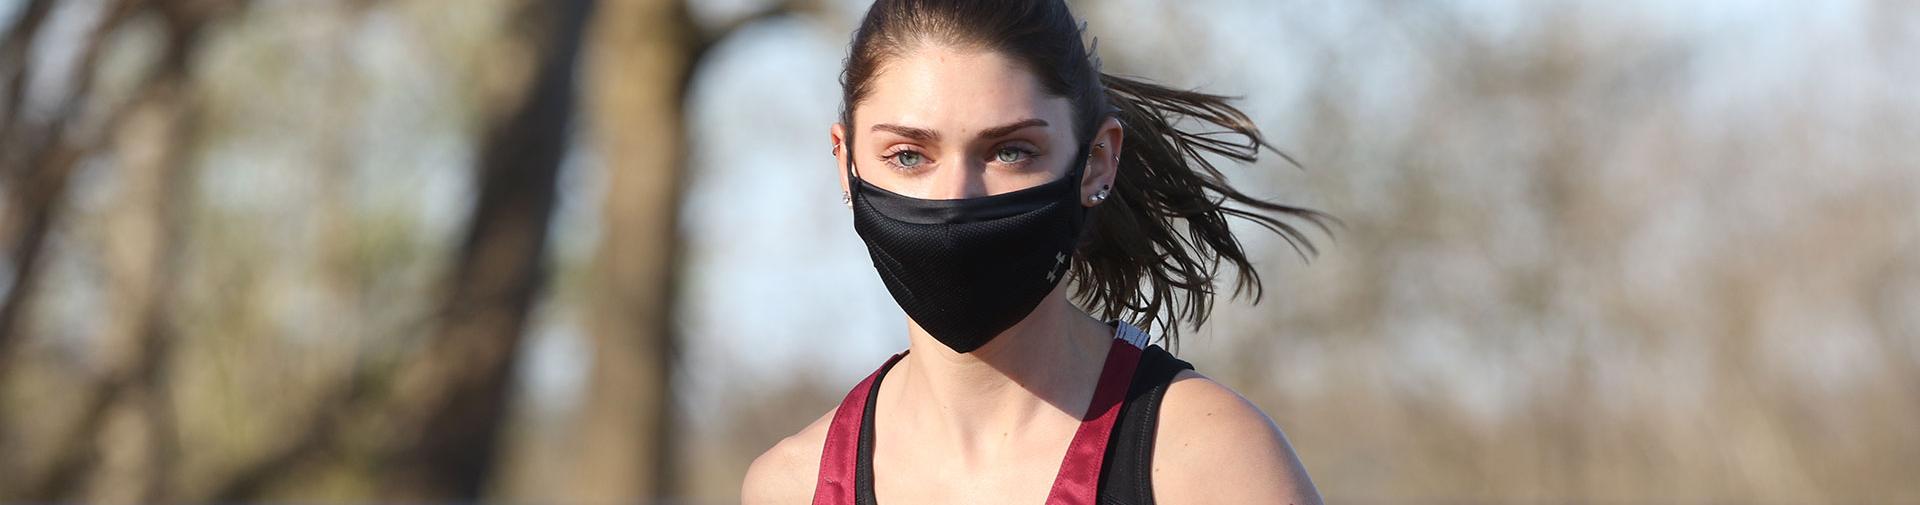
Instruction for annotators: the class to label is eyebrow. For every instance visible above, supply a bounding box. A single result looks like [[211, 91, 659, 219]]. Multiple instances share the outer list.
[[871, 123, 938, 142], [870, 118, 1050, 143]]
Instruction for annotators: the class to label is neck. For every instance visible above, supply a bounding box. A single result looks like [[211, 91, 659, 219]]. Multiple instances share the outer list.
[[891, 285, 1116, 457]]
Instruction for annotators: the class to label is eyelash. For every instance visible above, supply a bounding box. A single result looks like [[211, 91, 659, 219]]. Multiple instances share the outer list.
[[878, 145, 1042, 173], [879, 147, 925, 172], [995, 146, 1040, 166]]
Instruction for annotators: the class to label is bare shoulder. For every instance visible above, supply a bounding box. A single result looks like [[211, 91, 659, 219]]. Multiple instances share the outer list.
[[742, 408, 835, 505], [1152, 369, 1324, 505]]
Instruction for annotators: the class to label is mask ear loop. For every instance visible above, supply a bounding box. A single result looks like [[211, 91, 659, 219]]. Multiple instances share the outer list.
[[1068, 135, 1096, 200], [841, 130, 863, 212], [844, 130, 862, 186]]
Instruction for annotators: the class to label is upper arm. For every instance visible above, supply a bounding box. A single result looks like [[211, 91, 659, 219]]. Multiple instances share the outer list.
[[1151, 369, 1323, 505], [742, 410, 834, 505]]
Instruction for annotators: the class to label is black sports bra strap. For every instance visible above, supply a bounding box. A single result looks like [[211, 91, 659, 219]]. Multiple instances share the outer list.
[[1098, 344, 1194, 504]]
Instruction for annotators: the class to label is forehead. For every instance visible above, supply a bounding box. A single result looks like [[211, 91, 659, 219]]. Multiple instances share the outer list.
[[857, 45, 1072, 135]]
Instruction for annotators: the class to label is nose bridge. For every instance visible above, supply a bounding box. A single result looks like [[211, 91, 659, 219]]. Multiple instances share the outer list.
[[930, 148, 988, 199]]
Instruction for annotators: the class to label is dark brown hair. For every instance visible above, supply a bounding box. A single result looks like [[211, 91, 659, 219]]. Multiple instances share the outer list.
[[840, 0, 1334, 352]]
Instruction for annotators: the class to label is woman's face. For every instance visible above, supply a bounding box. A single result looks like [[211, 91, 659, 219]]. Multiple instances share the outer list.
[[833, 45, 1095, 200]]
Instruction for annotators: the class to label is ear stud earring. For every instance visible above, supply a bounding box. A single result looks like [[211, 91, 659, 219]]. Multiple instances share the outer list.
[[1090, 184, 1111, 203], [841, 190, 851, 207]]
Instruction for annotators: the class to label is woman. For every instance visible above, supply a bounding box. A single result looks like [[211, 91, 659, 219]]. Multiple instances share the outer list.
[[744, 1, 1328, 503]]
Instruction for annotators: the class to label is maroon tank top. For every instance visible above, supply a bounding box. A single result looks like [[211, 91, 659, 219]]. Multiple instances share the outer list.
[[811, 335, 1161, 505]]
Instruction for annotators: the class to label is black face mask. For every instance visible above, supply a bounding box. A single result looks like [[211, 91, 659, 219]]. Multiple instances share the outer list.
[[847, 139, 1092, 353]]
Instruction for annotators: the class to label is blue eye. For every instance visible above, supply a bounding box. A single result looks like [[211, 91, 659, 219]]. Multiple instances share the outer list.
[[891, 151, 924, 168], [995, 147, 1033, 164]]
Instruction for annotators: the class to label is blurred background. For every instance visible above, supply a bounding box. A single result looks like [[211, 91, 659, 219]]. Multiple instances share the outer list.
[[1, 0, 1916, 503]]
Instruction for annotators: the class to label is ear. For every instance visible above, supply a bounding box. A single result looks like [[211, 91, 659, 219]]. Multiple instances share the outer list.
[[1079, 116, 1124, 208], [831, 122, 851, 196]]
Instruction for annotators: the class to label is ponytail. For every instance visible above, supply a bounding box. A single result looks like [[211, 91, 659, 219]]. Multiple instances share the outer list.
[[1071, 74, 1336, 353]]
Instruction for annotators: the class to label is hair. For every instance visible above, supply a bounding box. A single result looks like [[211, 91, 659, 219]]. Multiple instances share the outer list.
[[839, 0, 1335, 353]]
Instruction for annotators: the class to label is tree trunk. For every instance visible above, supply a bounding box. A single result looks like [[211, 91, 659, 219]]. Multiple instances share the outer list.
[[567, 0, 698, 502], [373, 0, 595, 500]]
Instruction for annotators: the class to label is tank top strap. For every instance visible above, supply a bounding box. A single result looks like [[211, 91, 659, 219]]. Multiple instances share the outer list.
[[1043, 336, 1144, 504], [810, 351, 905, 505], [1098, 339, 1196, 504]]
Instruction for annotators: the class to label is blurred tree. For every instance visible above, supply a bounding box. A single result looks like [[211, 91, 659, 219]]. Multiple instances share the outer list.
[[368, 0, 595, 500], [569, 0, 695, 501], [0, 0, 46, 367], [5, 0, 601, 502], [570, 0, 812, 502], [0, 0, 248, 501], [0, 0, 133, 383]]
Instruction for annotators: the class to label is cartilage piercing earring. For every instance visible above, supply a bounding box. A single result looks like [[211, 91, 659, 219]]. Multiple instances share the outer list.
[[832, 143, 841, 156]]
